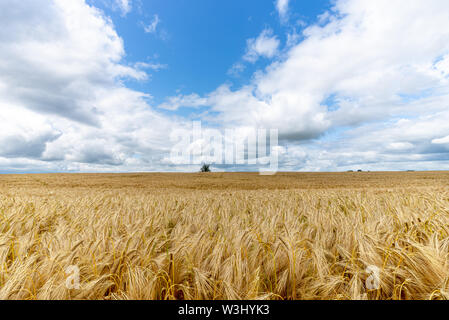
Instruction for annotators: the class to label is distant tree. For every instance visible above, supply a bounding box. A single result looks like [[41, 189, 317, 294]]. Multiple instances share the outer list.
[[200, 164, 211, 172], [357, 169, 363, 172]]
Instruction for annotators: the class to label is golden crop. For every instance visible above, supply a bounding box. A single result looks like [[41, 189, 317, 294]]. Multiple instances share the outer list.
[[0, 172, 449, 300]]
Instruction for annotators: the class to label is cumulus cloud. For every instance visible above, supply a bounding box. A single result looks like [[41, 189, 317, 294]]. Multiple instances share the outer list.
[[161, 0, 449, 171], [0, 0, 184, 172], [0, 0, 151, 124], [243, 29, 280, 63], [3, 0, 449, 173]]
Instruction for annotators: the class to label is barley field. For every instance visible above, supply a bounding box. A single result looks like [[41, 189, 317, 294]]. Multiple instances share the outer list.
[[1, 172, 449, 300]]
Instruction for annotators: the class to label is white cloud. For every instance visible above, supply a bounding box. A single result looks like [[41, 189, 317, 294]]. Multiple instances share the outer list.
[[227, 62, 246, 77], [0, 0, 186, 172], [161, 0, 449, 171], [158, 93, 208, 111], [387, 142, 414, 151], [276, 0, 290, 22], [243, 29, 280, 63], [3, 0, 449, 172], [143, 14, 160, 34], [114, 0, 132, 16], [432, 135, 449, 145], [134, 62, 167, 71]]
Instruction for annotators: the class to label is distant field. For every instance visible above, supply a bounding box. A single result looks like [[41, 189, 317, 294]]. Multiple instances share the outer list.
[[1, 172, 449, 300]]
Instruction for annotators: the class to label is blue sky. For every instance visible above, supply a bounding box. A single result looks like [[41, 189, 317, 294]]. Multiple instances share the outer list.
[[1, 0, 449, 173], [90, 0, 331, 105]]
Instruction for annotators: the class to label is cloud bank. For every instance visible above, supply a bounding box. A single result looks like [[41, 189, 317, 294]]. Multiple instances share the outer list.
[[2, 0, 449, 172], [159, 0, 449, 171], [0, 0, 183, 172]]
